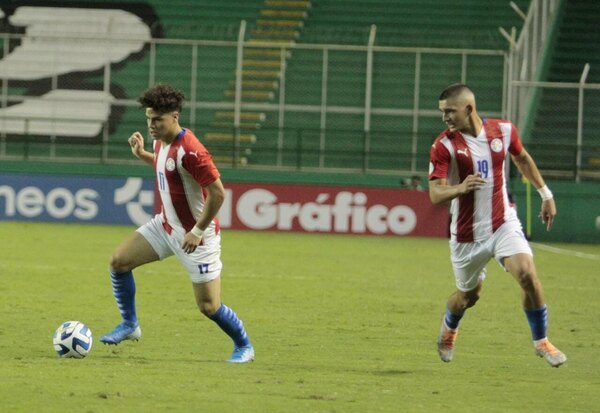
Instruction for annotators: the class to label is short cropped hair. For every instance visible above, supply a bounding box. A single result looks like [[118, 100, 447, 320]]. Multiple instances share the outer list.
[[438, 83, 474, 101], [138, 83, 185, 113]]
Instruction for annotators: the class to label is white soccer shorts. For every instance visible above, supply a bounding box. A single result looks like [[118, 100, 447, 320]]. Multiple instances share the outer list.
[[449, 220, 533, 292], [137, 215, 222, 283]]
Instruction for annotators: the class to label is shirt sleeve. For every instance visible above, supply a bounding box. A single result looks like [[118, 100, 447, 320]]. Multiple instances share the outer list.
[[508, 123, 524, 156], [429, 138, 451, 181], [183, 141, 220, 187]]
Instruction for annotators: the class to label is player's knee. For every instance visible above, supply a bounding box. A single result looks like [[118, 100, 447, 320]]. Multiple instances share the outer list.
[[516, 270, 539, 292], [465, 295, 480, 309], [109, 251, 131, 273], [513, 264, 539, 292], [198, 301, 219, 318], [462, 290, 481, 309]]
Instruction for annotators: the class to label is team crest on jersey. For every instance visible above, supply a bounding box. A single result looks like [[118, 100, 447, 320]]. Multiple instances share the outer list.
[[490, 138, 503, 153], [166, 158, 176, 171]]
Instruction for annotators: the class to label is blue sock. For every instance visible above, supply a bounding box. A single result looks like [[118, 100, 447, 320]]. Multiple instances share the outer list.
[[210, 304, 250, 348], [444, 307, 464, 330], [525, 304, 548, 341], [110, 270, 137, 325]]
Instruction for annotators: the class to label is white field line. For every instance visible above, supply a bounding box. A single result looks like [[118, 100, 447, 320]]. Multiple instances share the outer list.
[[531, 243, 600, 261]]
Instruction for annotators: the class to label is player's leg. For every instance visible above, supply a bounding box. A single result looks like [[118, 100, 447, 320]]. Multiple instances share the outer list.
[[438, 283, 482, 362], [101, 224, 163, 345], [494, 221, 566, 367], [179, 234, 253, 363], [446, 282, 483, 325], [192, 278, 254, 363], [502, 253, 566, 367], [438, 240, 489, 362], [502, 253, 544, 309]]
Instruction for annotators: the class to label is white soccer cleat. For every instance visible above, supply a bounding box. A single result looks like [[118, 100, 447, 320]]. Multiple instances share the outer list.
[[437, 319, 458, 362], [535, 338, 567, 367]]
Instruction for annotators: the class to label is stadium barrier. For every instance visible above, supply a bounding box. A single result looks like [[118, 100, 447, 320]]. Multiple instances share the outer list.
[[0, 173, 449, 238]]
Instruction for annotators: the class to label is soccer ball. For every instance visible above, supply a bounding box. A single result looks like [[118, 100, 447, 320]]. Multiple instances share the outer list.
[[53, 321, 93, 358]]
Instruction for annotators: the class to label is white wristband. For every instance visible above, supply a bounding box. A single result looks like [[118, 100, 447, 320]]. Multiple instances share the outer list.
[[190, 226, 203, 238], [537, 185, 553, 201]]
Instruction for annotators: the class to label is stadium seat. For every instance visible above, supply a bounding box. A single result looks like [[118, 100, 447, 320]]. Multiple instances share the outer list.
[[0, 89, 113, 137], [0, 0, 529, 169], [0, 7, 150, 80]]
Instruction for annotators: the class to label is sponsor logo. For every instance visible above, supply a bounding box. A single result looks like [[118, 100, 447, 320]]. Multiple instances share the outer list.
[[233, 189, 417, 235], [457, 149, 469, 157], [0, 185, 98, 219], [114, 178, 154, 226]]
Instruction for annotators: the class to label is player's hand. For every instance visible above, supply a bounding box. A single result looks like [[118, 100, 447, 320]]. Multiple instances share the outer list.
[[128, 132, 145, 158], [459, 173, 486, 195], [539, 198, 556, 231], [181, 231, 202, 254]]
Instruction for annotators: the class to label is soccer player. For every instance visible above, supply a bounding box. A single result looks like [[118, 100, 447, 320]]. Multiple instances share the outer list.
[[99, 83, 254, 363], [429, 84, 566, 367]]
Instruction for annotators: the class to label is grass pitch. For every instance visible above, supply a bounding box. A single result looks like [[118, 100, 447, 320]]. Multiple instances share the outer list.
[[0, 222, 598, 412]]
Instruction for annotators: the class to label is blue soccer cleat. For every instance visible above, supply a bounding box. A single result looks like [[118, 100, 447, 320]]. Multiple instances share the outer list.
[[99, 321, 141, 345], [227, 344, 255, 363]]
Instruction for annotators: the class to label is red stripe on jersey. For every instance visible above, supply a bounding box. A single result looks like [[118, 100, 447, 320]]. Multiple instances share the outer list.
[[484, 121, 507, 233], [164, 142, 198, 231], [450, 134, 476, 242], [162, 216, 174, 235]]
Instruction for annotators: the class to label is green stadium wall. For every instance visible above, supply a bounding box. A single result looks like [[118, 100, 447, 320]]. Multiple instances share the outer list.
[[510, 180, 600, 244]]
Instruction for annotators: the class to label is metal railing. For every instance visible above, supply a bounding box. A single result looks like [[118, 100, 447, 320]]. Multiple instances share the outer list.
[[503, 0, 560, 127], [0, 29, 506, 175], [503, 0, 600, 180], [6, 2, 598, 180], [510, 72, 600, 181]]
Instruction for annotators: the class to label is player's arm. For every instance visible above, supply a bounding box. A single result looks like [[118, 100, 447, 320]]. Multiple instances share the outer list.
[[511, 148, 556, 230], [194, 178, 225, 230], [181, 178, 226, 254], [429, 175, 486, 205], [128, 132, 155, 165]]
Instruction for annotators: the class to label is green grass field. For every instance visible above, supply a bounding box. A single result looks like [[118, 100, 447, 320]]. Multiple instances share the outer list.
[[1, 222, 599, 412]]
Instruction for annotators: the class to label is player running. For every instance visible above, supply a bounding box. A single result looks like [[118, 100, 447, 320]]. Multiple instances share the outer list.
[[429, 84, 566, 367], [100, 83, 254, 363]]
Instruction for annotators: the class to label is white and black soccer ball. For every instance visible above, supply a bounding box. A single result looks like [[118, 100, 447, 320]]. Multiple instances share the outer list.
[[53, 321, 93, 358]]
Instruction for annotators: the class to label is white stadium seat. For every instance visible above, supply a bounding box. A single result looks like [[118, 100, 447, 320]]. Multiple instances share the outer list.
[[0, 6, 151, 80], [0, 90, 114, 137]]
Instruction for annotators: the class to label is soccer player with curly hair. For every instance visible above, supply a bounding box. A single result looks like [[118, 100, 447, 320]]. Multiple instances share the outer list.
[[100, 83, 254, 363]]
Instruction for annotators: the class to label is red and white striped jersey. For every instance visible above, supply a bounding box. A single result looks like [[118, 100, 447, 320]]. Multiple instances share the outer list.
[[429, 119, 524, 243], [152, 129, 220, 238]]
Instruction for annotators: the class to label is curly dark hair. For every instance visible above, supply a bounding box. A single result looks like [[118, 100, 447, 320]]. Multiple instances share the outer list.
[[138, 83, 185, 113]]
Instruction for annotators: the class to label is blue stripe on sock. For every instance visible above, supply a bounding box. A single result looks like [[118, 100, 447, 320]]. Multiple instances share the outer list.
[[110, 271, 137, 325], [210, 304, 250, 347], [444, 307, 464, 330], [525, 304, 548, 341]]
